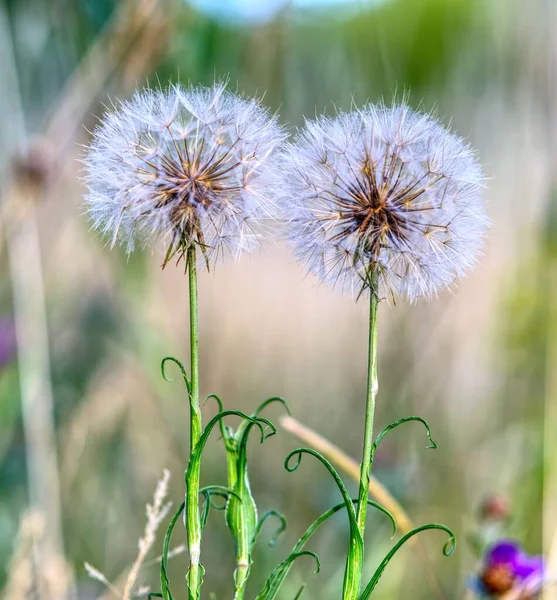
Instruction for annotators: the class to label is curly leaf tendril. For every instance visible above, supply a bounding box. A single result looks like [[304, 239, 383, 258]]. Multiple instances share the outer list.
[[285, 448, 359, 527], [373, 416, 437, 453], [255, 497, 394, 600], [253, 397, 291, 418], [188, 410, 270, 475], [161, 357, 192, 396], [358, 523, 456, 600], [254, 510, 288, 548]]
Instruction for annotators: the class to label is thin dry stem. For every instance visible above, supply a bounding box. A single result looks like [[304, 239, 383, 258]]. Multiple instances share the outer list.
[[2, 510, 73, 600], [0, 4, 65, 579], [84, 563, 122, 598], [0, 3, 170, 599], [43, 0, 169, 168], [122, 469, 172, 600]]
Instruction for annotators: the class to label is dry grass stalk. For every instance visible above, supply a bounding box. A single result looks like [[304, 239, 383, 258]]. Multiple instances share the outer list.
[[122, 468, 172, 600], [43, 0, 171, 169], [0, 2, 172, 599], [2, 510, 73, 600], [86, 469, 173, 600]]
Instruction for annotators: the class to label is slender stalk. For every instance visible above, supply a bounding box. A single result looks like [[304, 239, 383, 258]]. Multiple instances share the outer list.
[[188, 246, 201, 448], [186, 245, 203, 600], [355, 268, 380, 591], [0, 6, 70, 598]]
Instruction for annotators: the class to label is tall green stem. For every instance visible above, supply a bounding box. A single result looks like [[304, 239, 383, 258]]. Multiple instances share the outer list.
[[188, 246, 201, 448], [354, 268, 380, 592], [186, 245, 203, 599]]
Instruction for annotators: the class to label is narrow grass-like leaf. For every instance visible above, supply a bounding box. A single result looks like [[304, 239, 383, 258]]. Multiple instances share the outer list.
[[185, 411, 268, 600], [255, 499, 391, 600], [160, 501, 185, 600], [256, 551, 320, 599], [358, 523, 456, 600], [284, 448, 364, 597], [188, 411, 268, 470], [200, 485, 242, 530], [203, 393, 227, 439], [161, 357, 192, 396], [373, 416, 437, 453], [253, 510, 287, 548], [201, 485, 242, 504], [253, 397, 291, 418], [229, 417, 276, 598]]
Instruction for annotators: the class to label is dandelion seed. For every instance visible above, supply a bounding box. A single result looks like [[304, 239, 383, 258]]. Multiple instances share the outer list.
[[272, 103, 488, 302], [83, 83, 286, 268]]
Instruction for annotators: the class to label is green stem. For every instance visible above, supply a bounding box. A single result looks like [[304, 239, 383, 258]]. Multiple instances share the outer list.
[[354, 268, 380, 594], [188, 246, 201, 448], [186, 245, 203, 600]]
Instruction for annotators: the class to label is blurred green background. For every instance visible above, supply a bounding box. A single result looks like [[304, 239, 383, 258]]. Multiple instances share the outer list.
[[0, 0, 555, 598]]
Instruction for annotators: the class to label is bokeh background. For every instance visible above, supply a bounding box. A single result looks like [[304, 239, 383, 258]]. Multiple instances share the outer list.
[[0, 0, 555, 598]]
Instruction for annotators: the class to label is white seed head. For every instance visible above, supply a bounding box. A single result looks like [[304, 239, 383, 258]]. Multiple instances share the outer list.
[[272, 103, 488, 302], [83, 83, 286, 267]]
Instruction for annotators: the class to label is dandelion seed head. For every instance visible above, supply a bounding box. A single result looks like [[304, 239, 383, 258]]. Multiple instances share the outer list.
[[273, 103, 488, 302], [83, 83, 286, 267]]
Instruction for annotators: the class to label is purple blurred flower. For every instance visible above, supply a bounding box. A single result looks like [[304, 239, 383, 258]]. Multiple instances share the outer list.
[[0, 318, 16, 369], [477, 540, 544, 598]]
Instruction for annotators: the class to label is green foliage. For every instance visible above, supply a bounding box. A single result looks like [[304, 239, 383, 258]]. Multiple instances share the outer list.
[[358, 524, 456, 600]]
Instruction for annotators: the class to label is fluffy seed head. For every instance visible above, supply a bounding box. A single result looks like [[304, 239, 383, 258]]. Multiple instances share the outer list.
[[83, 83, 286, 267], [273, 103, 487, 302]]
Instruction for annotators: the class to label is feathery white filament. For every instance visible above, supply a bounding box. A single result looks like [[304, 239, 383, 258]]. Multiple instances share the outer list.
[[272, 104, 487, 302], [83, 83, 286, 267]]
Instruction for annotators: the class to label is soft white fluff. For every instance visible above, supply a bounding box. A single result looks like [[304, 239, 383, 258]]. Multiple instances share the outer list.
[[271, 104, 488, 302], [83, 83, 286, 266]]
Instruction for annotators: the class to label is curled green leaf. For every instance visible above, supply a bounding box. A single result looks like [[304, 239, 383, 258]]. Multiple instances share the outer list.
[[203, 393, 225, 413], [253, 510, 287, 548], [358, 523, 456, 600], [290, 551, 321, 573], [255, 551, 321, 599], [160, 501, 185, 600], [373, 416, 437, 453], [253, 397, 291, 418], [251, 415, 277, 443], [161, 356, 192, 396], [189, 411, 268, 470], [200, 486, 242, 530], [201, 485, 242, 503], [255, 498, 388, 600], [285, 448, 358, 526], [202, 393, 228, 442], [284, 448, 364, 599]]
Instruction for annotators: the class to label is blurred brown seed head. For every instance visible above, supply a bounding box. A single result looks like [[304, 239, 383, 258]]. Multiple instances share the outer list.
[[12, 138, 54, 194], [480, 493, 511, 523]]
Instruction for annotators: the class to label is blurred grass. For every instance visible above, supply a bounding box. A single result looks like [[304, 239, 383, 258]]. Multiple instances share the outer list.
[[0, 0, 555, 598]]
